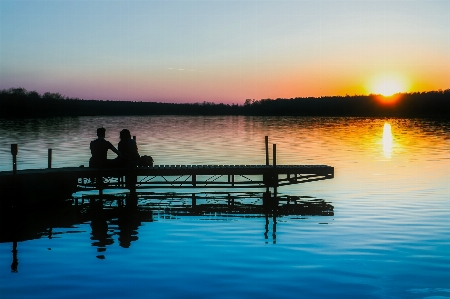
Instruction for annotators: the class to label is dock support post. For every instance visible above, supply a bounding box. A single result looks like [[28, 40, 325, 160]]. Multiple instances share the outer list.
[[228, 175, 234, 187], [273, 144, 276, 168], [263, 190, 271, 210], [127, 192, 137, 208], [264, 213, 269, 243], [97, 172, 103, 197], [272, 212, 277, 244], [265, 136, 269, 166], [11, 144, 18, 175], [11, 241, 18, 273], [192, 194, 196, 207], [192, 175, 196, 187], [227, 193, 234, 206], [262, 143, 279, 190], [48, 149, 52, 169], [126, 170, 137, 195]]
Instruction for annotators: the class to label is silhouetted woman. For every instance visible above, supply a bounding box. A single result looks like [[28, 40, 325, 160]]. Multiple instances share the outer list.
[[118, 129, 140, 167]]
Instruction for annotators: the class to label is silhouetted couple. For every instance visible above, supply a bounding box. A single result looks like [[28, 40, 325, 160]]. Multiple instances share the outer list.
[[89, 127, 140, 168]]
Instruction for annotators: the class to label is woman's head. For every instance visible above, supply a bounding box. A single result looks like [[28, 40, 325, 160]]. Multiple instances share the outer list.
[[120, 129, 131, 140]]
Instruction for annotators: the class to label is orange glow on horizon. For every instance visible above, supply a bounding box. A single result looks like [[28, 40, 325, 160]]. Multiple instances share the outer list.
[[375, 93, 403, 105]]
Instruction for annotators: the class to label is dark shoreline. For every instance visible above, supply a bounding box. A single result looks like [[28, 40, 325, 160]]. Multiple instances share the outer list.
[[1, 87, 449, 118]]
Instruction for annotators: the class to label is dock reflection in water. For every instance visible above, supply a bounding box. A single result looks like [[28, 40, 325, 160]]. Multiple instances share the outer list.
[[0, 192, 333, 271]]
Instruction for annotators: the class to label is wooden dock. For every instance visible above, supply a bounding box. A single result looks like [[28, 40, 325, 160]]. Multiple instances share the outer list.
[[0, 164, 334, 200], [1, 138, 334, 203]]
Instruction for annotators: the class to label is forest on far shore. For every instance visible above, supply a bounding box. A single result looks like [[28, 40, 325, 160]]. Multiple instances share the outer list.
[[0, 87, 449, 118]]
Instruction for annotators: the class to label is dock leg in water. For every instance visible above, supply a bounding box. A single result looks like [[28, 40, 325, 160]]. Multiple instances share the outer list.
[[96, 174, 103, 197], [192, 194, 197, 208], [125, 170, 137, 194], [126, 192, 138, 209]]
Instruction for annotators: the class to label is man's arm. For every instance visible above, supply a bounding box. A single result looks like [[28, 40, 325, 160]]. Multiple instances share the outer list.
[[108, 142, 122, 157]]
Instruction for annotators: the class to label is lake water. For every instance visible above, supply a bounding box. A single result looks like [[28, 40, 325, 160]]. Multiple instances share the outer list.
[[0, 116, 449, 299]]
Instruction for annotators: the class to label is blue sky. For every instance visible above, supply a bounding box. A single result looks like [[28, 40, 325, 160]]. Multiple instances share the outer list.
[[1, 0, 449, 103]]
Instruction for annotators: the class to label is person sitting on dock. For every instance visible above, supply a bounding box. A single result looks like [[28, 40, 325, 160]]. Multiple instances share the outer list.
[[89, 127, 121, 168], [117, 129, 140, 168]]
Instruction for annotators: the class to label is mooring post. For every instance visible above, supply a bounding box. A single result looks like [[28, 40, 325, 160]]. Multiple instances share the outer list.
[[48, 149, 52, 169], [273, 144, 279, 206], [11, 144, 18, 175], [273, 144, 276, 168], [265, 136, 269, 166]]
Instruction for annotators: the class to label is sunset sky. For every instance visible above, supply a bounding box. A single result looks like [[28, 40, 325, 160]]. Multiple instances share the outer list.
[[1, 0, 449, 104]]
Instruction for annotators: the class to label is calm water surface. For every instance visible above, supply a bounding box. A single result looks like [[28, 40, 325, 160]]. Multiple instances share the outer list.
[[0, 116, 449, 299]]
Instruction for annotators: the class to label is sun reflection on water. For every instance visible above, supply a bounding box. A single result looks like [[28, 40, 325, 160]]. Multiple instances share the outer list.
[[383, 122, 393, 158]]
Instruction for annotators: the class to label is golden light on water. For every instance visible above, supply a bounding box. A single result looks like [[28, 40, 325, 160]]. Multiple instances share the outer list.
[[382, 123, 393, 158]]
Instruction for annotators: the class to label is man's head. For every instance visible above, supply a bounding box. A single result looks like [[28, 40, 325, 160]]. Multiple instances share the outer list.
[[97, 127, 106, 138]]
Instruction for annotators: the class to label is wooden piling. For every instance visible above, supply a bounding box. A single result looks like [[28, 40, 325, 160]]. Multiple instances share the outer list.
[[228, 174, 235, 187], [273, 144, 277, 168], [265, 136, 269, 166], [97, 174, 103, 197], [125, 170, 137, 194], [227, 193, 234, 206], [11, 241, 18, 272], [11, 144, 18, 175], [48, 149, 52, 169], [192, 194, 196, 207], [263, 190, 271, 209], [272, 214, 277, 244]]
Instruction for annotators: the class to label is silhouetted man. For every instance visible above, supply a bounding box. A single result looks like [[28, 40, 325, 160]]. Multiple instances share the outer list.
[[89, 127, 121, 168]]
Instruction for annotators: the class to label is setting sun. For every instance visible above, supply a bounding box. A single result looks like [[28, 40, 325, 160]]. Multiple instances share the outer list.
[[370, 75, 408, 96]]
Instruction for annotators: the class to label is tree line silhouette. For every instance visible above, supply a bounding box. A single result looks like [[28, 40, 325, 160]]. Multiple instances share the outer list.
[[1, 87, 449, 118]]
